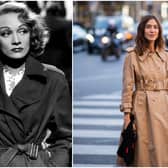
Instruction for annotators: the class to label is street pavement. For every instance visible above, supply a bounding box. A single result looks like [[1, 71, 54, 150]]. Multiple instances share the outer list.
[[73, 51, 126, 166], [73, 51, 125, 99], [73, 90, 123, 167]]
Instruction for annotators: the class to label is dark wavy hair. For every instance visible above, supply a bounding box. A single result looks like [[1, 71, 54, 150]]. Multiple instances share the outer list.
[[135, 15, 165, 56], [0, 2, 48, 57]]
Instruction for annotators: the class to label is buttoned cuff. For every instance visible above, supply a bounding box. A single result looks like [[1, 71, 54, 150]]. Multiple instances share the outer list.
[[120, 103, 132, 112]]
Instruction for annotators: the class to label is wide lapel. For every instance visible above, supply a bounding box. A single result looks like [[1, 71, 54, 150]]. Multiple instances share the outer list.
[[137, 48, 167, 63], [138, 49, 150, 62], [11, 56, 47, 110], [0, 62, 22, 121], [156, 48, 167, 62]]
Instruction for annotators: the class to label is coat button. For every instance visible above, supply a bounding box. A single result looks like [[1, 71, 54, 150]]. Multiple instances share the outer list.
[[152, 99, 155, 102]]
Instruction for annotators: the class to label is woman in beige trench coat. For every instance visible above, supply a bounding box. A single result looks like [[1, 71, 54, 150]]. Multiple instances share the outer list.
[[117, 15, 168, 166]]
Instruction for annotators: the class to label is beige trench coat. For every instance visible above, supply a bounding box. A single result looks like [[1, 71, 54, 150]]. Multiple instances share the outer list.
[[119, 47, 168, 166]]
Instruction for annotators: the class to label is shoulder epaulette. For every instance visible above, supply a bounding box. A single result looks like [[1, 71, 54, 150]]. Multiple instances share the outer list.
[[126, 47, 135, 53], [42, 63, 65, 76]]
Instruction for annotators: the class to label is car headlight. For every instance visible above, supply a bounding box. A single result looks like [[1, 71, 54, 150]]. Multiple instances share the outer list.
[[86, 34, 95, 43], [101, 36, 110, 44], [116, 33, 123, 40]]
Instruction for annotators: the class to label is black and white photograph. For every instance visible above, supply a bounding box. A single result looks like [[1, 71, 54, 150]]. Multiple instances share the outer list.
[[0, 0, 72, 166]]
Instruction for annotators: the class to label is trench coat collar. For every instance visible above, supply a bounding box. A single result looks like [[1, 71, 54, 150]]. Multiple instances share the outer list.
[[25, 56, 47, 82], [11, 56, 48, 106], [0, 56, 48, 122], [138, 48, 167, 62]]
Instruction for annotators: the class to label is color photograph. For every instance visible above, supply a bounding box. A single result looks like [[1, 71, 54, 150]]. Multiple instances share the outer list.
[[73, 1, 168, 167]]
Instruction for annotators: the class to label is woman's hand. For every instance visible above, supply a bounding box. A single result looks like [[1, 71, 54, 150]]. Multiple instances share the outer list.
[[41, 129, 51, 149], [124, 112, 131, 129]]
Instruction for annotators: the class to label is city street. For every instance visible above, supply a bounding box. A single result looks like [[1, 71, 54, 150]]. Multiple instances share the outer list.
[[74, 51, 125, 99], [73, 51, 126, 166]]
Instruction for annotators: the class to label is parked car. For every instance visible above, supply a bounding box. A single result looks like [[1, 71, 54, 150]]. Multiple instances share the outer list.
[[73, 24, 87, 53]]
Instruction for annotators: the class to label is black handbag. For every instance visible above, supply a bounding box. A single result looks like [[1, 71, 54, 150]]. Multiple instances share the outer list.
[[117, 114, 137, 166]]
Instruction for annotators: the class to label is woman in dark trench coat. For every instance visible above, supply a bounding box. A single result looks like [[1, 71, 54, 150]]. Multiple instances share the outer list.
[[0, 2, 71, 167]]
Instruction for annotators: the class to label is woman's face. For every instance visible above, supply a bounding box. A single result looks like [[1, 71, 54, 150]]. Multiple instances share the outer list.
[[144, 19, 159, 42], [0, 12, 30, 59]]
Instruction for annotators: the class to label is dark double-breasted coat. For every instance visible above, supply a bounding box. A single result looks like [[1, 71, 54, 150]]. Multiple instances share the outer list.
[[0, 56, 72, 166]]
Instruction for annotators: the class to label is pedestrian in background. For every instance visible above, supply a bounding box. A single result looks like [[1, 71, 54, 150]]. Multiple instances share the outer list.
[[118, 15, 168, 166], [0, 2, 71, 166]]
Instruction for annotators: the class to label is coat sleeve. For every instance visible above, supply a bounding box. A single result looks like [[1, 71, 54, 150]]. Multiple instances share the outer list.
[[120, 52, 135, 113], [47, 74, 72, 167]]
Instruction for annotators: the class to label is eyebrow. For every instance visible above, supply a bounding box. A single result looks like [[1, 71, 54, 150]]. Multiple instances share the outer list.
[[146, 23, 158, 25], [0, 24, 28, 30], [0, 26, 10, 30], [145, 23, 158, 27]]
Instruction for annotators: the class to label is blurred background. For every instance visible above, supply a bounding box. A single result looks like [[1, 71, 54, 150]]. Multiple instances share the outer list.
[[73, 1, 168, 167], [29, 0, 72, 96]]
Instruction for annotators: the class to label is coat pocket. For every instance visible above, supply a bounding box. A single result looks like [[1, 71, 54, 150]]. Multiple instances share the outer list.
[[133, 91, 147, 117], [137, 92, 145, 105], [133, 91, 146, 107]]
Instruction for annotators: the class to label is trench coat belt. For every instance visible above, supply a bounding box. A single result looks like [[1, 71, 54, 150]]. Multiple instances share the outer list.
[[136, 79, 168, 91], [0, 143, 39, 166]]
